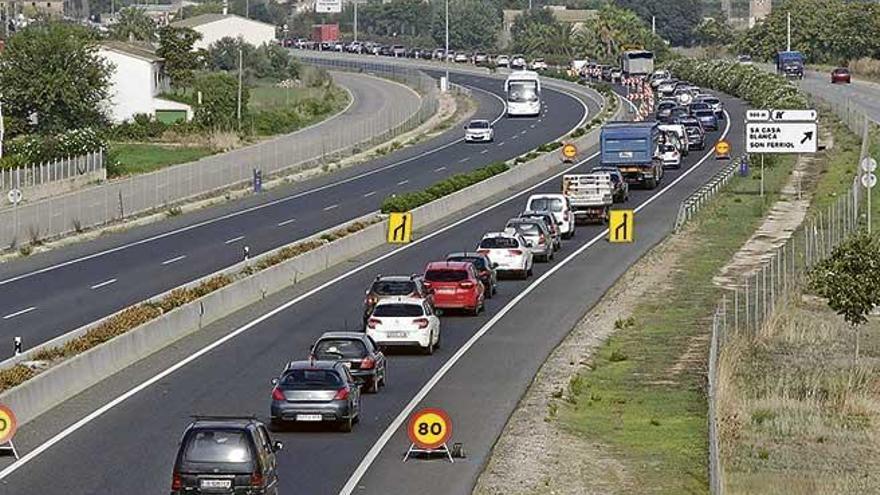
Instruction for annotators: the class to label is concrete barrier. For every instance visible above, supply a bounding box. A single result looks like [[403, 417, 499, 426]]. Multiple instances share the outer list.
[[1, 86, 623, 428]]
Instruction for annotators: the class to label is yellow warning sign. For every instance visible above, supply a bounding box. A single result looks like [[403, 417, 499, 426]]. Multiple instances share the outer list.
[[387, 212, 413, 243], [561, 143, 578, 162], [715, 139, 731, 160], [0, 404, 18, 445], [609, 210, 634, 243]]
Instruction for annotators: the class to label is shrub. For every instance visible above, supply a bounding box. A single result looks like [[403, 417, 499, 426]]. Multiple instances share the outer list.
[[380, 162, 509, 213]]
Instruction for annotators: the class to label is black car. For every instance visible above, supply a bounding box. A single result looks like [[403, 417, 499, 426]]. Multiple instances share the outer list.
[[310, 332, 387, 393], [655, 100, 678, 120], [171, 416, 282, 495], [688, 101, 712, 116], [680, 117, 706, 150], [363, 274, 434, 325], [446, 251, 498, 297], [270, 360, 362, 432], [590, 166, 629, 203]]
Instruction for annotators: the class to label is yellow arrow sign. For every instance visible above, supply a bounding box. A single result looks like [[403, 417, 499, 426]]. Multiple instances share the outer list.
[[609, 210, 634, 243], [387, 212, 413, 243]]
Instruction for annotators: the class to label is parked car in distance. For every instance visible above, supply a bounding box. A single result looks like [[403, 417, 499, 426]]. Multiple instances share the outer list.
[[367, 297, 441, 353], [831, 67, 851, 84], [530, 58, 548, 71], [589, 166, 629, 202], [171, 416, 282, 495], [477, 231, 534, 279], [433, 48, 446, 60], [505, 218, 554, 262], [511, 54, 526, 69], [309, 332, 386, 393], [737, 54, 753, 65], [524, 193, 575, 238], [363, 275, 433, 326], [454, 52, 469, 63], [270, 361, 361, 432], [519, 211, 561, 250], [474, 52, 489, 65], [445, 252, 498, 298], [423, 261, 485, 315], [496, 54, 510, 67], [464, 119, 494, 143], [391, 45, 406, 57]]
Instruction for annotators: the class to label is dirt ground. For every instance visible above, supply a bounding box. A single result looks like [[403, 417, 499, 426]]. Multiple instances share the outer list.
[[473, 231, 694, 495]]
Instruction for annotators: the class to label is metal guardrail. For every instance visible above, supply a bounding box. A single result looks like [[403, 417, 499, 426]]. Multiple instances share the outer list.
[[673, 155, 742, 232]]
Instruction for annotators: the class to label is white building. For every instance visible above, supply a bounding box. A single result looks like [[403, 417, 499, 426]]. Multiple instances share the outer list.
[[172, 13, 276, 50], [99, 41, 193, 124]]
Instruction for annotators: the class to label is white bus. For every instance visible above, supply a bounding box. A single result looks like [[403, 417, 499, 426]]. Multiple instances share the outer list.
[[505, 70, 541, 117]]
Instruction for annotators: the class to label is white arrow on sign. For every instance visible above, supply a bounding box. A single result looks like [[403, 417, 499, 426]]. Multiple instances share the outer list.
[[746, 122, 818, 154], [770, 109, 817, 121], [746, 109, 770, 121], [860, 157, 877, 173], [862, 173, 877, 189]]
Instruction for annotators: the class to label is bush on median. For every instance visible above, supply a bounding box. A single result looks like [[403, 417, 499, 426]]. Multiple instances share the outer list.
[[380, 161, 509, 213]]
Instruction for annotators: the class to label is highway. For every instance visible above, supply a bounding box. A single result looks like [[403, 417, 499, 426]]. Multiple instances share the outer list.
[[0, 85, 746, 495], [798, 69, 880, 123], [0, 69, 591, 360]]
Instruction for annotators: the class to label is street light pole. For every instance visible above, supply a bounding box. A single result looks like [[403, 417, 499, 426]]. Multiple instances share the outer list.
[[354, 0, 358, 43], [786, 12, 791, 52], [652, 16, 656, 35], [237, 47, 243, 131], [444, 0, 449, 83]]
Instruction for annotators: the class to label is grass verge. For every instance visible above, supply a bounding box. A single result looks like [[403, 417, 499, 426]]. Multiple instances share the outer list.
[[109, 143, 213, 176], [557, 154, 796, 493]]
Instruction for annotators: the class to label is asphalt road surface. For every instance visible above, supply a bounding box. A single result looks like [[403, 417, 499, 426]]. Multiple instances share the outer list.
[[0, 88, 745, 495], [0, 70, 591, 361]]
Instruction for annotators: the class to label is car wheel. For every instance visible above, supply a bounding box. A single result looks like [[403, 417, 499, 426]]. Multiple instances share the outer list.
[[367, 376, 379, 394], [424, 335, 435, 355], [339, 417, 353, 433], [380, 367, 388, 387], [527, 265, 533, 277]]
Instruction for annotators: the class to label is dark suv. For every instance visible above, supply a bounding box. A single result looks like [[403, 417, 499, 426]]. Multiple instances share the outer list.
[[363, 275, 434, 324], [171, 416, 282, 495]]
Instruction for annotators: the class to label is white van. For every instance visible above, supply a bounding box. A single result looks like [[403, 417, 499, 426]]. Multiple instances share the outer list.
[[658, 123, 690, 156], [524, 194, 575, 239]]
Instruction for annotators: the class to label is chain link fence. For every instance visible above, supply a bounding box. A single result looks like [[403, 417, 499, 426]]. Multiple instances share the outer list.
[[0, 150, 104, 193], [0, 64, 438, 249]]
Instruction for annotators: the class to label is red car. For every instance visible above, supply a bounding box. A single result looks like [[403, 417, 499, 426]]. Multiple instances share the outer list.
[[831, 67, 851, 84], [423, 261, 485, 315]]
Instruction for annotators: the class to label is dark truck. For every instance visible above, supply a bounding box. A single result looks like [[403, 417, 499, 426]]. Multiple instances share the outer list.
[[774, 51, 805, 79], [600, 122, 664, 189]]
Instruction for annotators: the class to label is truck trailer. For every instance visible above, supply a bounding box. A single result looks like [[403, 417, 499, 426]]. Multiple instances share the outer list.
[[600, 122, 663, 189]]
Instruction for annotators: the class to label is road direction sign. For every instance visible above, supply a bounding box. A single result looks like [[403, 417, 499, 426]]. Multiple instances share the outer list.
[[315, 0, 342, 13], [609, 209, 634, 243], [6, 189, 21, 205], [714, 140, 731, 160], [770, 109, 817, 121], [746, 109, 770, 121], [407, 408, 452, 450], [0, 405, 17, 445], [860, 157, 877, 173], [862, 173, 877, 189], [387, 212, 413, 243], [746, 122, 818, 153], [561, 143, 577, 162]]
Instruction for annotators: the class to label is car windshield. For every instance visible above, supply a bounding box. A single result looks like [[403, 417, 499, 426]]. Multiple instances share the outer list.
[[280, 369, 343, 389], [468, 121, 490, 129], [479, 237, 519, 249], [371, 280, 416, 296], [313, 339, 367, 359], [372, 303, 425, 317], [835, 68, 849, 74], [529, 197, 564, 212], [425, 269, 468, 282], [183, 430, 252, 464], [702, 98, 720, 105], [448, 256, 487, 270], [508, 81, 538, 102]]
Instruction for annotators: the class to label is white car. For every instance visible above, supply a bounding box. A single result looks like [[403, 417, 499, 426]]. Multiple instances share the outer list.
[[511, 54, 526, 70], [454, 52, 469, 63], [366, 296, 440, 354], [658, 143, 681, 169], [496, 55, 510, 67], [524, 193, 575, 239], [477, 230, 534, 279], [530, 58, 548, 71], [464, 119, 494, 143]]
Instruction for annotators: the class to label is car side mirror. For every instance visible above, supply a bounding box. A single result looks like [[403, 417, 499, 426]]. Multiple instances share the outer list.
[[273, 440, 284, 452], [271, 377, 279, 386]]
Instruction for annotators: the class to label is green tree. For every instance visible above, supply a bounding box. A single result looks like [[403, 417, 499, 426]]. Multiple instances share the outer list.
[[192, 72, 249, 130], [157, 26, 202, 91], [510, 8, 574, 63], [572, 4, 667, 63], [431, 0, 501, 50], [808, 231, 880, 361], [109, 7, 157, 42], [614, 0, 702, 47], [0, 22, 112, 135], [693, 18, 733, 47]]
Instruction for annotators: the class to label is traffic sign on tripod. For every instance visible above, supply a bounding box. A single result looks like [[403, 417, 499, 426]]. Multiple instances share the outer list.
[[0, 404, 19, 459]]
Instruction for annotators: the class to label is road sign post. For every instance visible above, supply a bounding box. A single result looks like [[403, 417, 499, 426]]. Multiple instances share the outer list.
[[608, 210, 634, 243], [861, 157, 877, 234], [404, 408, 454, 462], [387, 212, 413, 243], [0, 404, 19, 459], [561, 143, 577, 163]]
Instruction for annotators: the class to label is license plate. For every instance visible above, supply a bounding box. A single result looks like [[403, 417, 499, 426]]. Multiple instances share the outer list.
[[200, 479, 232, 489], [387, 331, 407, 338], [436, 288, 455, 293], [296, 414, 322, 422]]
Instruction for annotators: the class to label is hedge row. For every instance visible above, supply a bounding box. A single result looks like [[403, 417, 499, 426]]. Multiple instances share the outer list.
[[380, 161, 509, 213], [664, 59, 809, 110]]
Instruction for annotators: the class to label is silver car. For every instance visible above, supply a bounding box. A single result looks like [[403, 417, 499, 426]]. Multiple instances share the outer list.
[[505, 218, 554, 262]]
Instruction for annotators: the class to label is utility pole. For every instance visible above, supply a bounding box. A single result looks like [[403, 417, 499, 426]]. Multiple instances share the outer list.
[[786, 12, 791, 51], [444, 0, 449, 83], [245, 0, 249, 19], [354, 0, 358, 43], [652, 16, 656, 35], [237, 47, 243, 131]]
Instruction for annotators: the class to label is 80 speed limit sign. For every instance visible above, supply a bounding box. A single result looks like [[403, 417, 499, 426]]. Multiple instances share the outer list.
[[407, 408, 452, 450]]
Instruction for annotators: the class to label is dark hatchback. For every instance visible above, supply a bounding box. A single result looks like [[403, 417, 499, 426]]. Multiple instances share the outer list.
[[270, 360, 362, 432], [171, 416, 282, 495], [446, 251, 498, 297], [310, 332, 387, 393]]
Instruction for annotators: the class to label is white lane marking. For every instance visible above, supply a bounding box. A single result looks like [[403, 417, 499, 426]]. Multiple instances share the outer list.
[[276, 218, 297, 227], [434, 167, 447, 172], [161, 255, 187, 265], [480, 149, 489, 154], [0, 86, 601, 483], [459, 157, 470, 163], [2, 306, 36, 320], [323, 204, 339, 211], [530, 124, 536, 129], [397, 180, 409, 186], [363, 191, 377, 198], [337, 109, 732, 495], [520, 130, 528, 135], [224, 236, 245, 244], [0, 86, 510, 290], [89, 279, 117, 290], [511, 135, 519, 140], [497, 142, 505, 147]]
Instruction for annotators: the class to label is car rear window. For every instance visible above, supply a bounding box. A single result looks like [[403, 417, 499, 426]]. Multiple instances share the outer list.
[[371, 280, 416, 296], [509, 222, 540, 236], [372, 303, 425, 317], [528, 197, 563, 212], [479, 237, 518, 249], [425, 269, 468, 282], [695, 110, 714, 117], [183, 430, 252, 464], [314, 339, 367, 359], [280, 369, 343, 389], [468, 121, 490, 129], [447, 256, 487, 270]]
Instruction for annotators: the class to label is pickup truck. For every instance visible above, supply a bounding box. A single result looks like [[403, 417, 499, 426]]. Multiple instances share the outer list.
[[600, 122, 664, 189], [562, 173, 614, 224]]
